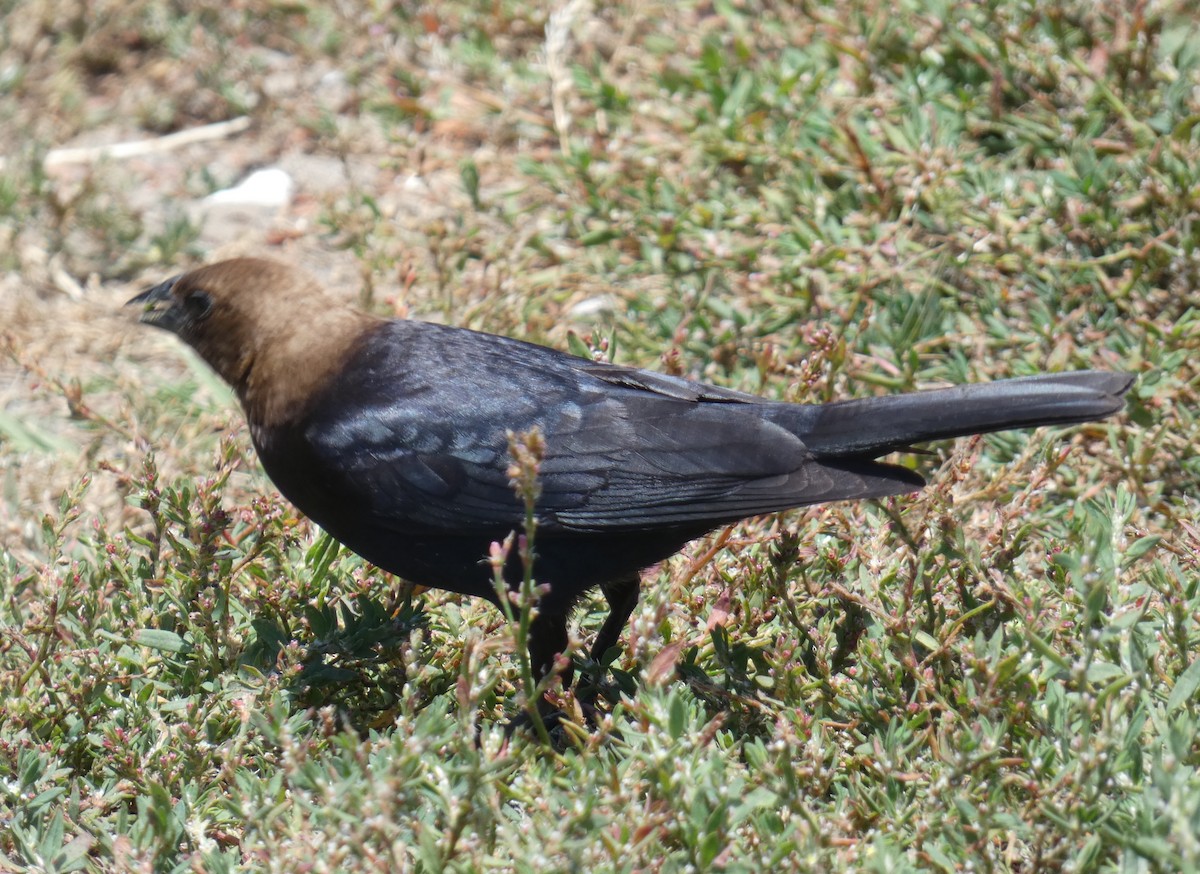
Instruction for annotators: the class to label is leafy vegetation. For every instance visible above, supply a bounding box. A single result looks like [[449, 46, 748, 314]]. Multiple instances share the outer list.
[[1, 0, 1197, 870]]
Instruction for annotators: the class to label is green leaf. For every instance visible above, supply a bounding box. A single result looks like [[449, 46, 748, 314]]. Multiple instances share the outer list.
[[567, 331, 593, 359], [133, 629, 190, 653], [1085, 662, 1125, 683], [37, 809, 64, 863], [1167, 657, 1200, 714], [668, 692, 686, 739], [1124, 535, 1161, 563]]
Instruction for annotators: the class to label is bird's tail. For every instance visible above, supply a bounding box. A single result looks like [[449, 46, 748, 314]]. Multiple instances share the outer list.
[[785, 371, 1133, 459]]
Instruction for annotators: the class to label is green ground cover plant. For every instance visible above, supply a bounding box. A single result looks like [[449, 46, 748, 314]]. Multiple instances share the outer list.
[[1, 1, 1197, 870]]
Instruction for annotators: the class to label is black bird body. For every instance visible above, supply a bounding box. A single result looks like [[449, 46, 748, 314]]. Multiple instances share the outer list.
[[129, 259, 1132, 686]]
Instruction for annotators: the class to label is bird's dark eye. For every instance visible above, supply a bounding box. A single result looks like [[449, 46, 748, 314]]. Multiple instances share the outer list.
[[182, 290, 213, 319]]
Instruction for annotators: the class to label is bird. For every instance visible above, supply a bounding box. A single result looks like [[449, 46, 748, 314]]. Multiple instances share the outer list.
[[128, 257, 1132, 705]]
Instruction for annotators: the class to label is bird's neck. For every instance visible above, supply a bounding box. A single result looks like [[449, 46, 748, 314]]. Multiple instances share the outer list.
[[237, 309, 380, 428]]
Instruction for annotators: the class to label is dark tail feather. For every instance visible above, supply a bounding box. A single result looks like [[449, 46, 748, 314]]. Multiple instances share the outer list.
[[790, 371, 1133, 459]]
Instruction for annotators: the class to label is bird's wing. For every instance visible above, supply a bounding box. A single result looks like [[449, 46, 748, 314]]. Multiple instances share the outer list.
[[538, 387, 924, 529], [573, 360, 763, 403], [300, 322, 922, 534]]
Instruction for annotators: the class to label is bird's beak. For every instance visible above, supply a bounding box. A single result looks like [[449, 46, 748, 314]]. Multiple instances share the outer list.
[[126, 275, 184, 333]]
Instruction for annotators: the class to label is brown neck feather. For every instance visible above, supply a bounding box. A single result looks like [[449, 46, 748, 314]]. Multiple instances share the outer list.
[[236, 307, 378, 428]]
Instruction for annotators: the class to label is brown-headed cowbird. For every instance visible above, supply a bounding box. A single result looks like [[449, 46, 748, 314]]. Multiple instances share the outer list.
[[128, 258, 1132, 694]]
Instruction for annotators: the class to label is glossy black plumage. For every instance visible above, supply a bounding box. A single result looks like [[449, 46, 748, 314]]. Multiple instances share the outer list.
[[129, 258, 1132, 691]]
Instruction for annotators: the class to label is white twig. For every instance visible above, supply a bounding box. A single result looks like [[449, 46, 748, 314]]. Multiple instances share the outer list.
[[0, 117, 253, 172], [545, 0, 592, 157], [49, 255, 85, 300]]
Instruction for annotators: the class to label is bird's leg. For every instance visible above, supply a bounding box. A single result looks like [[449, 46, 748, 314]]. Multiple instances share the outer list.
[[575, 574, 640, 708], [499, 611, 571, 741], [526, 574, 639, 691], [509, 577, 640, 737], [590, 575, 640, 664], [527, 610, 572, 691]]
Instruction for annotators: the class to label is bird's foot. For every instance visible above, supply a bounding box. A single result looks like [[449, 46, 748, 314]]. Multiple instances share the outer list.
[[499, 691, 606, 748]]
